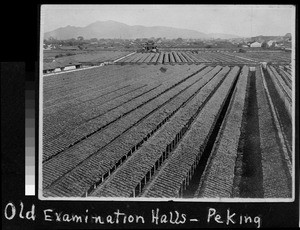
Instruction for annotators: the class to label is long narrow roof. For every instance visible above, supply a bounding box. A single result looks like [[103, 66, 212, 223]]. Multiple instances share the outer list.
[[43, 61, 81, 70]]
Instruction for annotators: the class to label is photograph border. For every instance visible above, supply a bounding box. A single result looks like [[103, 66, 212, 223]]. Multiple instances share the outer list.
[[38, 4, 296, 203]]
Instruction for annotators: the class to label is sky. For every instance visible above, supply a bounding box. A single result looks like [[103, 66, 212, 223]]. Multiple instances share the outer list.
[[41, 5, 295, 37]]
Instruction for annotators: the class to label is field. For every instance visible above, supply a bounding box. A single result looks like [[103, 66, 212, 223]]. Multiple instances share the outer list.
[[42, 49, 293, 199], [228, 51, 292, 64], [116, 50, 291, 65], [44, 49, 88, 59], [116, 51, 257, 64]]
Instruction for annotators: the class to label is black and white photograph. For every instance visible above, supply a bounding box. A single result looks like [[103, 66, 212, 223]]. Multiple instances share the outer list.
[[39, 4, 295, 201]]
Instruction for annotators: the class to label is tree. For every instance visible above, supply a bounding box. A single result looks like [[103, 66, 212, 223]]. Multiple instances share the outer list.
[[90, 38, 98, 42], [176, 38, 183, 43], [261, 41, 268, 49], [77, 36, 84, 41], [66, 38, 77, 46]]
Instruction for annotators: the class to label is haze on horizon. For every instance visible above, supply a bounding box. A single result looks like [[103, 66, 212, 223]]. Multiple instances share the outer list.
[[42, 5, 294, 38]]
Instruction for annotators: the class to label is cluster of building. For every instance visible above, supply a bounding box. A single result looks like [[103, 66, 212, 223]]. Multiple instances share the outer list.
[[44, 32, 292, 51], [142, 40, 158, 52], [43, 61, 82, 74], [236, 33, 292, 49], [239, 40, 290, 48]]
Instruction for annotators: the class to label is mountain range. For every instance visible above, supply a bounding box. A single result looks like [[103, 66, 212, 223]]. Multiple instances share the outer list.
[[44, 20, 240, 40]]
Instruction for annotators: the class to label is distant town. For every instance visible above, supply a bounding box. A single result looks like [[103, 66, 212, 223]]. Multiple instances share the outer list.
[[44, 33, 292, 53]]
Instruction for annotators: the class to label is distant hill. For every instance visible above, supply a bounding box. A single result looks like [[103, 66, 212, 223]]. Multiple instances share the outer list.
[[44, 20, 239, 40]]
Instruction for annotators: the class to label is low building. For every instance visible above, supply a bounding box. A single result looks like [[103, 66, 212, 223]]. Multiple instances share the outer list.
[[143, 40, 158, 52], [250, 41, 262, 48], [43, 61, 82, 74], [63, 65, 76, 71], [43, 62, 60, 74], [156, 38, 163, 44], [267, 40, 277, 48]]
